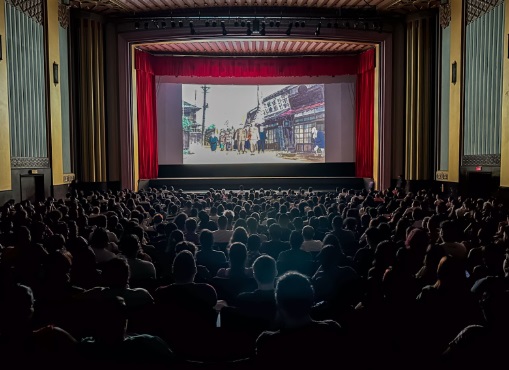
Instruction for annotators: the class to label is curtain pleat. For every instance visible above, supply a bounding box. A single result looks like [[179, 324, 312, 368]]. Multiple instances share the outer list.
[[136, 70, 159, 179], [355, 49, 375, 178]]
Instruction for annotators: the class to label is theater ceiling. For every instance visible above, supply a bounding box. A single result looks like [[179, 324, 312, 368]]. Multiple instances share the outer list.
[[137, 39, 373, 56]]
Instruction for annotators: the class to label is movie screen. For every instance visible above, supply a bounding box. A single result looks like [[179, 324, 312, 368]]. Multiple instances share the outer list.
[[182, 84, 325, 164]]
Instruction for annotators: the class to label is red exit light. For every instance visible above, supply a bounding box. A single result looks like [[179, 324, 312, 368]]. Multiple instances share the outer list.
[[475, 166, 482, 171]]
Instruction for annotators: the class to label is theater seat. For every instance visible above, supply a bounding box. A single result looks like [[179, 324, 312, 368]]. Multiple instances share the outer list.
[[211, 277, 257, 304]]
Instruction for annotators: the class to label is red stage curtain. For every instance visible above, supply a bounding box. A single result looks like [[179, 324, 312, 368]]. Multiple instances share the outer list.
[[136, 69, 159, 179], [355, 49, 375, 178], [135, 49, 359, 77]]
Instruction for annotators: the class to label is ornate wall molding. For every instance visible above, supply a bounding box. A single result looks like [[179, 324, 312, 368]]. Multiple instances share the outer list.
[[63, 173, 75, 184], [436, 171, 449, 180], [59, 3, 70, 29], [467, 0, 503, 24], [6, 0, 43, 25], [11, 157, 50, 169], [462, 154, 501, 166], [439, 2, 451, 28]]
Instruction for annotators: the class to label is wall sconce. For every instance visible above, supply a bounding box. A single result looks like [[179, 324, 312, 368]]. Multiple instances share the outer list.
[[53, 62, 59, 84], [451, 61, 457, 84]]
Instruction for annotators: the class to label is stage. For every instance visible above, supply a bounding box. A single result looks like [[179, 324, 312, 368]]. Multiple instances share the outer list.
[[139, 176, 370, 192]]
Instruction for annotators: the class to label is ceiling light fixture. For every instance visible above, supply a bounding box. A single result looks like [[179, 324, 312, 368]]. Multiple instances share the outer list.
[[315, 22, 321, 36], [286, 23, 292, 36]]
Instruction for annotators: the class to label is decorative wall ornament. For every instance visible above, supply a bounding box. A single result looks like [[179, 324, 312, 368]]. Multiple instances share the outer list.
[[439, 1, 451, 28], [63, 173, 75, 183], [70, 0, 131, 14], [5, 0, 43, 25], [59, 2, 70, 29], [11, 157, 50, 168], [462, 154, 501, 166], [69, 0, 440, 14], [467, 0, 503, 24], [436, 171, 449, 180]]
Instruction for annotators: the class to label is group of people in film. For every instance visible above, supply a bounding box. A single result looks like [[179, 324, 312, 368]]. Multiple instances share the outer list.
[[209, 123, 267, 156], [209, 123, 325, 157]]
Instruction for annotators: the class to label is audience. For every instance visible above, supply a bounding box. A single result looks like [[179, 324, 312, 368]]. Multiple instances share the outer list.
[[1, 185, 508, 369], [196, 229, 227, 276], [301, 225, 323, 252], [235, 255, 278, 328], [216, 242, 254, 278], [276, 230, 313, 275], [256, 272, 349, 367], [119, 234, 156, 283]]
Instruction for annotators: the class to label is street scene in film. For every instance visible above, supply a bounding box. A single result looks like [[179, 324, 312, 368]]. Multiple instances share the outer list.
[[182, 84, 325, 164]]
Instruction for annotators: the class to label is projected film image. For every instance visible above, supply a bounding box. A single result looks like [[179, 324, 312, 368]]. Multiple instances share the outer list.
[[182, 84, 325, 164]]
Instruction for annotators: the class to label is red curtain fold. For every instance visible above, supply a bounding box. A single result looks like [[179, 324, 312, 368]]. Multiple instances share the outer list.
[[135, 49, 359, 77], [355, 48, 375, 178], [136, 69, 159, 179]]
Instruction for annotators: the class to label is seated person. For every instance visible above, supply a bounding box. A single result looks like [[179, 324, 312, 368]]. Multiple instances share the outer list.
[[260, 224, 290, 261], [80, 257, 154, 309], [217, 242, 254, 279], [301, 225, 323, 253], [154, 251, 218, 358], [247, 234, 262, 267], [277, 231, 313, 276], [155, 250, 217, 312], [235, 255, 278, 329], [90, 227, 116, 264], [184, 218, 200, 245], [0, 284, 78, 368], [196, 229, 227, 276], [212, 215, 233, 246], [119, 234, 156, 284], [256, 272, 349, 367], [80, 296, 174, 368], [312, 245, 359, 307]]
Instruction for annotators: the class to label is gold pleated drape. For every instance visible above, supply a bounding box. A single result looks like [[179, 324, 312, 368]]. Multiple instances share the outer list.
[[405, 16, 434, 181], [76, 17, 107, 182]]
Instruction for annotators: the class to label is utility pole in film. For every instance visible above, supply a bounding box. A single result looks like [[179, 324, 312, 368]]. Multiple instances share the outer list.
[[201, 85, 210, 145]]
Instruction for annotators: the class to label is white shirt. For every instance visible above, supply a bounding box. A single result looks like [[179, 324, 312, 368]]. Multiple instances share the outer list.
[[126, 257, 157, 281], [301, 240, 323, 253], [441, 242, 467, 259], [213, 229, 233, 244], [92, 247, 116, 264]]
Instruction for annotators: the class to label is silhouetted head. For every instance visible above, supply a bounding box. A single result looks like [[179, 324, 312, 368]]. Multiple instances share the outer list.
[[276, 272, 314, 321], [253, 255, 277, 287]]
